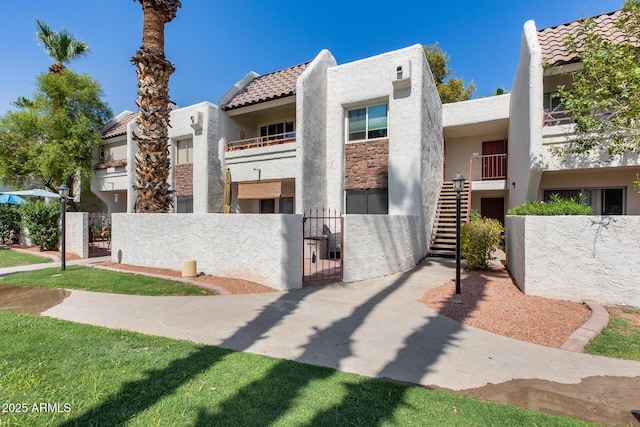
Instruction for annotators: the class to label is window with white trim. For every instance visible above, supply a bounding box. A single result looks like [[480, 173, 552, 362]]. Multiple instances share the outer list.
[[347, 103, 388, 141]]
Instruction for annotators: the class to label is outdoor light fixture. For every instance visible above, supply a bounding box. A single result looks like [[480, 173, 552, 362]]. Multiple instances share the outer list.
[[59, 183, 69, 271], [452, 172, 465, 295]]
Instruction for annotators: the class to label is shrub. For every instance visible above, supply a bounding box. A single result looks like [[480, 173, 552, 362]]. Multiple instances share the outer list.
[[507, 194, 593, 216], [0, 204, 22, 244], [20, 200, 62, 251], [461, 217, 504, 270]]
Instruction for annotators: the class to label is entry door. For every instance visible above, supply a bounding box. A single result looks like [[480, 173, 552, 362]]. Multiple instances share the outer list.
[[481, 197, 505, 225], [482, 140, 506, 180]]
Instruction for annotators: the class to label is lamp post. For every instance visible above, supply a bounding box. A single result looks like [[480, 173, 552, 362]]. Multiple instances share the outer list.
[[59, 183, 69, 271], [452, 172, 465, 295]]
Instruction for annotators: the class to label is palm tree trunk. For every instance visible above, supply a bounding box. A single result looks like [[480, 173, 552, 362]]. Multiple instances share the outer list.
[[131, 0, 181, 213]]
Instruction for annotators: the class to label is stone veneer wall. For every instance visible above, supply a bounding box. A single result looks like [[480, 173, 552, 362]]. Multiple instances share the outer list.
[[344, 139, 388, 190], [506, 215, 640, 308], [175, 163, 193, 197]]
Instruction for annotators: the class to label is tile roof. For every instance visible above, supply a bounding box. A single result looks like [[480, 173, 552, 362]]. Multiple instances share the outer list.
[[101, 112, 138, 139], [223, 62, 310, 110], [538, 10, 625, 65]]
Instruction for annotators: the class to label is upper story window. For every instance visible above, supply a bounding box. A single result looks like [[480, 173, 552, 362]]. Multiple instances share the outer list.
[[176, 138, 193, 165], [543, 92, 571, 126], [348, 103, 388, 141], [260, 122, 294, 140]]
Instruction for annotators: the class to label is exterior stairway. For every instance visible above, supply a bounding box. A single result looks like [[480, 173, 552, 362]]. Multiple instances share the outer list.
[[428, 181, 470, 257]]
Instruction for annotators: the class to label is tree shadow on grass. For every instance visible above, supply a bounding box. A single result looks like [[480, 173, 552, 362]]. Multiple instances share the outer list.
[[62, 257, 488, 426]]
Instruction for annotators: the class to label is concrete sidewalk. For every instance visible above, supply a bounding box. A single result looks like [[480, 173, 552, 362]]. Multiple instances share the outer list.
[[3, 254, 640, 423]]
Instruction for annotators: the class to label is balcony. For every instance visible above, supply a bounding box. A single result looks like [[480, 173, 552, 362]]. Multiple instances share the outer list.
[[467, 154, 507, 192], [227, 132, 296, 152]]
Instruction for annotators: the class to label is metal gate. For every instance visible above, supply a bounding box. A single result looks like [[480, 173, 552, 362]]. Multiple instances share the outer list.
[[89, 212, 111, 257], [302, 208, 343, 284]]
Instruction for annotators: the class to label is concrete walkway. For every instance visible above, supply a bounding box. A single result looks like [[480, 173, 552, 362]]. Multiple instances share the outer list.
[[3, 256, 640, 423]]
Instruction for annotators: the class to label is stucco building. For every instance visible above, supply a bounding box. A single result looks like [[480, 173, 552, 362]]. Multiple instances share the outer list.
[[95, 8, 638, 263]]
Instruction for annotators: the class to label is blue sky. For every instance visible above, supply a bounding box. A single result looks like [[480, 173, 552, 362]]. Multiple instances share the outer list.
[[0, 0, 623, 116]]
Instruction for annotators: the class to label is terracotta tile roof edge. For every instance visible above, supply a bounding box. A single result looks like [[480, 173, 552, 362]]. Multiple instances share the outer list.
[[222, 61, 311, 111], [101, 112, 138, 139], [537, 9, 619, 32]]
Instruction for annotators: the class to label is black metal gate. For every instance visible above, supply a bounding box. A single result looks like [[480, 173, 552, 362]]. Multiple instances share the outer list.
[[89, 212, 111, 257], [302, 208, 343, 284]]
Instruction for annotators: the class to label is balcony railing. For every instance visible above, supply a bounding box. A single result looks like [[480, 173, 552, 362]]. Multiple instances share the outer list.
[[543, 109, 613, 127], [226, 132, 296, 152], [469, 153, 507, 181], [543, 109, 572, 126]]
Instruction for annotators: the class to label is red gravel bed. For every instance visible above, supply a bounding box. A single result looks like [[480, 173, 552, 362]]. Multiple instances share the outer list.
[[421, 264, 591, 348], [97, 262, 279, 295]]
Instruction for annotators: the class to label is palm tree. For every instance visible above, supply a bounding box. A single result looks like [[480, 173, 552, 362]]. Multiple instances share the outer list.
[[131, 0, 182, 213], [35, 19, 89, 74]]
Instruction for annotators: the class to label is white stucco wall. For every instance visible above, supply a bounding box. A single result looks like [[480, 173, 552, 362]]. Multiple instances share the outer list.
[[225, 141, 297, 183], [343, 215, 425, 283], [443, 94, 510, 128], [168, 102, 221, 213], [111, 213, 303, 290], [507, 20, 544, 208], [65, 212, 89, 259], [326, 44, 441, 217], [506, 215, 640, 308], [296, 49, 336, 213]]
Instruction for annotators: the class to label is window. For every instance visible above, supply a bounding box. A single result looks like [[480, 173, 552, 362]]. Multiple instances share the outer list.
[[260, 199, 275, 213], [543, 187, 625, 215], [176, 139, 193, 164], [260, 122, 294, 140], [177, 196, 193, 213], [543, 92, 570, 126], [602, 188, 623, 215], [279, 197, 294, 214], [348, 103, 388, 141], [346, 188, 388, 214]]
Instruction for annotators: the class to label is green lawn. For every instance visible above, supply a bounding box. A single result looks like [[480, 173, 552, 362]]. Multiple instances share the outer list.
[[0, 311, 598, 427], [0, 248, 52, 268], [0, 265, 215, 296], [585, 308, 640, 361]]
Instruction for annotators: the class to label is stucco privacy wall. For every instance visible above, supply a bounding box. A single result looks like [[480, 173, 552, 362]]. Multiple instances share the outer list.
[[65, 212, 88, 259], [343, 215, 425, 283], [506, 215, 640, 308], [507, 20, 544, 209], [296, 49, 336, 213], [111, 213, 303, 290]]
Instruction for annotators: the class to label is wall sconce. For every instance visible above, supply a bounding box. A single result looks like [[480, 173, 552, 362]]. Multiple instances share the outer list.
[[114, 193, 120, 203]]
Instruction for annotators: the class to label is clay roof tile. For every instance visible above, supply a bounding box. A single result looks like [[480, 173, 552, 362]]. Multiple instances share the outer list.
[[223, 61, 310, 110], [538, 10, 625, 65]]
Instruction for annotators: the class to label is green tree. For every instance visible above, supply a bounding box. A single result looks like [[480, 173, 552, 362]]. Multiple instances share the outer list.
[[0, 71, 112, 206], [555, 0, 640, 159], [423, 43, 475, 103], [35, 19, 90, 74]]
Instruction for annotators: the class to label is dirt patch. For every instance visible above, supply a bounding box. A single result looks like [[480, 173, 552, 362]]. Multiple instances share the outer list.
[[609, 306, 640, 328], [0, 285, 70, 315], [97, 262, 279, 295], [436, 375, 640, 426], [420, 264, 591, 348]]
